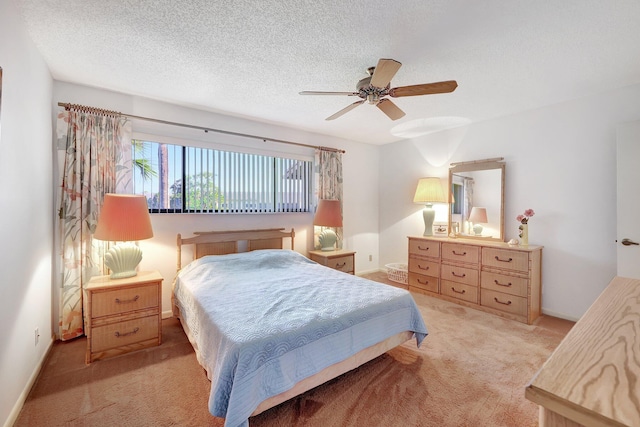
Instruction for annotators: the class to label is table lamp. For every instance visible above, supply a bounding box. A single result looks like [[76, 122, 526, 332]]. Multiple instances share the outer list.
[[413, 177, 446, 236], [93, 194, 154, 279], [469, 207, 488, 236], [314, 199, 342, 251]]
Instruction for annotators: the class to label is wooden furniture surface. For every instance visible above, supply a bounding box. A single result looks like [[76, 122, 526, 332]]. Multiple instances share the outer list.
[[85, 270, 163, 364], [525, 276, 640, 427], [308, 249, 356, 275], [408, 236, 542, 324]]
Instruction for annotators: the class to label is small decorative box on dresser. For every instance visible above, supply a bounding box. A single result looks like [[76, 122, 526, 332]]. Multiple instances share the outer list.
[[408, 237, 542, 324], [85, 270, 163, 364], [308, 249, 356, 275]]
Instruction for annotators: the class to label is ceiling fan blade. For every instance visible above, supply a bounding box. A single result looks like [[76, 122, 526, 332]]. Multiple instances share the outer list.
[[377, 99, 405, 121], [370, 58, 402, 88], [389, 80, 458, 97], [326, 100, 365, 121], [299, 91, 359, 96]]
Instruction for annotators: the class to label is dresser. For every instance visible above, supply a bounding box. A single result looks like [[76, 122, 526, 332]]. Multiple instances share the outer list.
[[408, 236, 542, 324], [526, 276, 640, 426], [85, 270, 163, 363], [308, 249, 355, 275]]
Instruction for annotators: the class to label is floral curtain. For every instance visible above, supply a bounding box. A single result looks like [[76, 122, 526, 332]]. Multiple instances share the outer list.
[[314, 149, 343, 248], [55, 109, 131, 340], [463, 177, 474, 234]]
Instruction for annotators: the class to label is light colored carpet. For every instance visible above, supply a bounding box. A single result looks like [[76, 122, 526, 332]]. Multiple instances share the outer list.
[[15, 272, 573, 426]]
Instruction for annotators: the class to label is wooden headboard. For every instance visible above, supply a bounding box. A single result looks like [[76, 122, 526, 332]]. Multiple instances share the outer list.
[[176, 228, 295, 270]]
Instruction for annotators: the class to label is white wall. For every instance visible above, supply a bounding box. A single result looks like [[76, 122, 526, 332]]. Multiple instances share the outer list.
[[53, 82, 380, 319], [379, 84, 640, 320], [0, 1, 54, 426]]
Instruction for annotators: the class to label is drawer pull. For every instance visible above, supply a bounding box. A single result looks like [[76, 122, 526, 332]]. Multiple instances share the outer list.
[[115, 295, 140, 304], [417, 245, 430, 251], [418, 278, 430, 285], [114, 327, 140, 338], [494, 297, 512, 306], [451, 287, 466, 294], [494, 256, 513, 263], [451, 271, 466, 278], [418, 264, 430, 271], [452, 250, 467, 256], [335, 262, 346, 268], [494, 279, 512, 287]]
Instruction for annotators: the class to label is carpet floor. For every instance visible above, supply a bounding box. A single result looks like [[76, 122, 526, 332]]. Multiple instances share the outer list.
[[14, 272, 573, 426]]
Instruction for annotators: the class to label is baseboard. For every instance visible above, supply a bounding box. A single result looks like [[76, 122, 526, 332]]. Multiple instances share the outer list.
[[4, 338, 54, 427], [356, 268, 384, 276], [541, 308, 580, 322], [162, 310, 174, 319]]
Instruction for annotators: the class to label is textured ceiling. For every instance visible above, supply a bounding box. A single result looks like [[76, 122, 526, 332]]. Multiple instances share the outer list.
[[13, 0, 640, 145]]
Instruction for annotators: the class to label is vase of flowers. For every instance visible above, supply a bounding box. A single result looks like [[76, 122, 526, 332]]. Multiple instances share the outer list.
[[517, 209, 535, 245]]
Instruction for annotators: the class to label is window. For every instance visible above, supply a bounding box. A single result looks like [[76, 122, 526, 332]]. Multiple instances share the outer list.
[[132, 139, 313, 213]]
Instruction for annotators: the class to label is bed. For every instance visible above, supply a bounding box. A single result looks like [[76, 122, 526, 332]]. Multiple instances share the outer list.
[[172, 228, 428, 427]]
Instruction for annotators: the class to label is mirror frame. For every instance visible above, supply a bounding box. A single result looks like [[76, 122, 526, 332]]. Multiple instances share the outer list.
[[448, 157, 505, 242]]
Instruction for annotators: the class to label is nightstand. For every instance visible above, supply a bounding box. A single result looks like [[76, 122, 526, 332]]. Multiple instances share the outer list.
[[308, 249, 356, 275], [85, 270, 163, 364]]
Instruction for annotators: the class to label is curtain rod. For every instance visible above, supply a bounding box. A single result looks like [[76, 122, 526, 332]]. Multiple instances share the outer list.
[[57, 102, 345, 154]]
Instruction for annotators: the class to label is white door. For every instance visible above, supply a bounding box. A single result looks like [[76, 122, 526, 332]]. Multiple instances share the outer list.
[[616, 120, 640, 278]]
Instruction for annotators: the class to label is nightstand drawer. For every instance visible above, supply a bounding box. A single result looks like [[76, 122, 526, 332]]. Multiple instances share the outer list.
[[408, 273, 439, 293], [409, 239, 440, 258], [91, 315, 159, 353], [481, 289, 528, 317], [91, 284, 159, 318], [442, 243, 480, 264], [308, 250, 355, 274], [327, 255, 354, 273], [441, 280, 478, 304], [441, 264, 478, 287]]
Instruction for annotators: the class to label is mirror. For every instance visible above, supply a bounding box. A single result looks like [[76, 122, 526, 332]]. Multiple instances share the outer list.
[[448, 158, 505, 241]]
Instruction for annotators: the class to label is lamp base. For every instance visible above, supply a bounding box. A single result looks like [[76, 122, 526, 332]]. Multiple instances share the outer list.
[[318, 228, 337, 251], [473, 224, 483, 235], [104, 242, 142, 279], [422, 203, 435, 236]]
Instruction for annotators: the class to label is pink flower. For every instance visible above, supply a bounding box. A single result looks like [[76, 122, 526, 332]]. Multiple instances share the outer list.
[[517, 209, 535, 224]]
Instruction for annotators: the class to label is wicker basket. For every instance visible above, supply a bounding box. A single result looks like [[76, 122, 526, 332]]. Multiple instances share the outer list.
[[385, 263, 408, 284]]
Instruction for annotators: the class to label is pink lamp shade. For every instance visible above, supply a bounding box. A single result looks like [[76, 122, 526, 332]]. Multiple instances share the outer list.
[[313, 199, 343, 227], [94, 194, 153, 279], [469, 207, 488, 224], [94, 194, 154, 242], [314, 199, 342, 251]]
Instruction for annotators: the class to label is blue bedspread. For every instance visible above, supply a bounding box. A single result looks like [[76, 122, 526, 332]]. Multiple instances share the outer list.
[[173, 250, 428, 427]]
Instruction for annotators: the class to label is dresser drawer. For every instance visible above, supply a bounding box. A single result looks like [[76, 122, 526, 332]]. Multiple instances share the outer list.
[[408, 257, 439, 276], [481, 288, 528, 317], [441, 264, 478, 287], [408, 273, 439, 293], [91, 315, 159, 353], [482, 248, 529, 273], [91, 284, 159, 318], [441, 280, 478, 304], [442, 243, 479, 264], [481, 271, 528, 297], [409, 239, 440, 258]]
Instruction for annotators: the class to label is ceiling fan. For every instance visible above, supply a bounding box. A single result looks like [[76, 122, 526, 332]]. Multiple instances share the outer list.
[[299, 58, 458, 121]]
